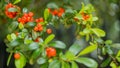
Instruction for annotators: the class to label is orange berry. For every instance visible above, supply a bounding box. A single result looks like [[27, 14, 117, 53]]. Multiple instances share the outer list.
[[35, 37, 40, 42], [52, 9, 58, 15], [59, 8, 65, 13], [38, 26, 43, 31], [34, 26, 38, 31], [35, 19, 39, 23], [46, 28, 52, 34], [39, 18, 44, 22], [28, 12, 34, 17], [14, 53, 20, 60], [37, 23, 42, 27], [46, 47, 56, 58], [57, 12, 63, 17], [83, 15, 90, 21]]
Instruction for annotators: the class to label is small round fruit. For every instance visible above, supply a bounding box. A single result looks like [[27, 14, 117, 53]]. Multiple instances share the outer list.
[[46, 28, 52, 34], [14, 53, 20, 59], [46, 47, 56, 58]]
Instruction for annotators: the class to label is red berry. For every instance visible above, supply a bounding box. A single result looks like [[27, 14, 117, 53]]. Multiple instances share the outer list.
[[59, 8, 65, 13], [57, 12, 63, 17], [14, 53, 20, 60], [35, 37, 40, 42], [35, 19, 39, 23], [52, 9, 58, 15], [34, 26, 38, 31], [39, 18, 44, 22], [46, 28, 52, 34], [37, 23, 42, 27], [46, 47, 56, 58], [28, 12, 34, 17], [38, 26, 43, 31], [83, 14, 90, 21]]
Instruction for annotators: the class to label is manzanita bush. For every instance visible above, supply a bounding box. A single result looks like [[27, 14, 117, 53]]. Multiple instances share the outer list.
[[4, 0, 120, 68]]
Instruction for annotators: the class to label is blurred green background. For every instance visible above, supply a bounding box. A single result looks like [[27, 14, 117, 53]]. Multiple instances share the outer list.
[[0, 0, 120, 68]]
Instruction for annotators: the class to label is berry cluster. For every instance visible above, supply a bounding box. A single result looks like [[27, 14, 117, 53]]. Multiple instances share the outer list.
[[34, 23, 43, 32], [35, 17, 44, 23], [46, 47, 56, 58], [81, 12, 90, 21], [18, 12, 34, 24], [48, 8, 65, 17], [5, 3, 20, 18]]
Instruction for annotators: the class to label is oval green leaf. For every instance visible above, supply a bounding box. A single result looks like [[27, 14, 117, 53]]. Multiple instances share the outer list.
[[69, 43, 82, 55], [71, 61, 78, 68], [44, 34, 55, 44], [75, 57, 98, 68], [48, 60, 60, 68], [49, 41, 66, 49], [78, 43, 97, 56], [91, 28, 105, 37], [37, 57, 46, 64]]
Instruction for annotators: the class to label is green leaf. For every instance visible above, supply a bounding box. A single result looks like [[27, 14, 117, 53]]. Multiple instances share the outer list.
[[44, 34, 55, 44], [61, 61, 70, 68], [22, 8, 28, 13], [25, 22, 36, 27], [78, 43, 97, 56], [110, 43, 120, 49], [44, 8, 49, 21], [102, 47, 106, 55], [110, 61, 117, 68], [24, 37, 32, 44], [7, 34, 12, 41], [83, 28, 91, 34], [41, 50, 46, 57], [65, 51, 75, 61], [9, 39, 21, 47], [19, 23, 24, 29], [48, 60, 60, 68], [11, 33, 16, 41], [49, 41, 66, 49], [116, 50, 120, 62], [14, 0, 21, 4], [30, 48, 42, 63], [15, 53, 26, 68], [100, 57, 111, 67], [75, 57, 98, 68], [32, 30, 39, 40], [29, 42, 39, 50], [40, 63, 48, 68], [8, 8, 18, 12], [8, 21, 18, 32], [71, 61, 78, 68], [92, 17, 98, 21], [37, 57, 46, 64], [91, 28, 105, 37], [105, 40, 112, 45], [106, 45, 113, 55], [69, 43, 82, 55]]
